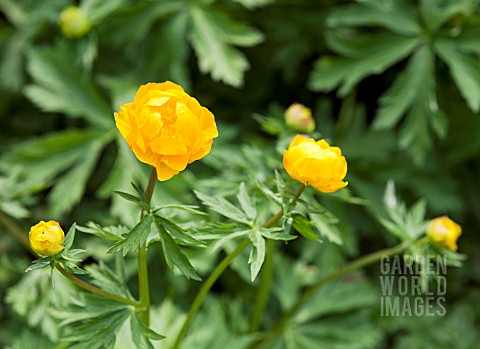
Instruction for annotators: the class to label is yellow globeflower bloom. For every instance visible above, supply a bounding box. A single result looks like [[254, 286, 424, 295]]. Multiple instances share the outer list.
[[115, 82, 218, 181], [29, 221, 65, 257], [59, 6, 92, 38], [283, 135, 348, 193], [285, 103, 315, 133], [427, 216, 462, 250]]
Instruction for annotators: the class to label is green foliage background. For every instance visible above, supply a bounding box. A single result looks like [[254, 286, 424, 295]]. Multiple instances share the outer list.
[[0, 0, 479, 348]]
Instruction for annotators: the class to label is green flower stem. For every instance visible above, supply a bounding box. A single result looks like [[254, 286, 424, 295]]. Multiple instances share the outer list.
[[253, 241, 410, 349], [56, 263, 138, 306], [171, 184, 306, 349], [171, 238, 251, 349], [249, 184, 306, 333], [138, 168, 157, 327]]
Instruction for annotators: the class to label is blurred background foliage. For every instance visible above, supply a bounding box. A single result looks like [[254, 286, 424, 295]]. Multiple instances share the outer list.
[[0, 0, 479, 348]]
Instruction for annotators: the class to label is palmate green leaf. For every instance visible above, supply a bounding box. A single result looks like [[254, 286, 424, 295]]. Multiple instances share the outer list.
[[7, 329, 54, 349], [374, 46, 432, 130], [248, 230, 265, 282], [84, 261, 133, 298], [419, 0, 478, 32], [195, 190, 252, 225], [189, 5, 264, 87], [108, 215, 153, 256], [326, 0, 421, 36], [24, 43, 113, 129], [154, 216, 201, 280], [435, 39, 480, 113], [309, 35, 419, 96]]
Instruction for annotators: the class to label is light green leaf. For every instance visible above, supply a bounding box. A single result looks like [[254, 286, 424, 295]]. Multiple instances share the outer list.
[[237, 182, 256, 221], [248, 231, 265, 282], [62, 223, 77, 251], [108, 215, 153, 256], [232, 0, 274, 9], [155, 215, 206, 247], [189, 6, 263, 87], [195, 190, 252, 225], [292, 213, 320, 241], [24, 43, 112, 128], [154, 217, 201, 280]]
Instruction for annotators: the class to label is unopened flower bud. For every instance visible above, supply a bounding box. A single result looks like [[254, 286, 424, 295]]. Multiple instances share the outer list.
[[59, 6, 92, 38], [285, 103, 315, 133], [427, 216, 462, 250], [29, 220, 65, 257]]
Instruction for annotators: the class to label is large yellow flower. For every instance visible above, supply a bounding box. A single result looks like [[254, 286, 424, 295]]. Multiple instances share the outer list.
[[115, 82, 218, 181], [427, 216, 462, 250], [283, 135, 348, 193], [29, 220, 65, 257]]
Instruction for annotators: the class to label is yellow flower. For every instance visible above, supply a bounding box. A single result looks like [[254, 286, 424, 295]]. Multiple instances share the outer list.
[[115, 81, 219, 181], [59, 6, 92, 38], [29, 221, 65, 257], [283, 135, 348, 193], [285, 103, 315, 133], [427, 216, 462, 250]]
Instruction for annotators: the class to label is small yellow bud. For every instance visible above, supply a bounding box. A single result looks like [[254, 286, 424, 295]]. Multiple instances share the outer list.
[[427, 216, 462, 251], [29, 220, 65, 257], [285, 103, 315, 133], [59, 6, 92, 38]]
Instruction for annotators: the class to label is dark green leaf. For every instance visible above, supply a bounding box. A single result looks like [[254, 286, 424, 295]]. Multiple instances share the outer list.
[[108, 215, 153, 256], [292, 213, 321, 241], [195, 190, 252, 225], [155, 216, 205, 247]]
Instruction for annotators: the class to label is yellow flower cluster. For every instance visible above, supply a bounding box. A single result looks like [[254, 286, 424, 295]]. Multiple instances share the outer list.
[[115, 82, 218, 181], [283, 135, 348, 193], [29, 220, 65, 257]]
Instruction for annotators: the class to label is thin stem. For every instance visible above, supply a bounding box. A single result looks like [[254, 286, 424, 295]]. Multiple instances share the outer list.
[[56, 263, 137, 306], [248, 184, 306, 333], [0, 211, 31, 252], [171, 184, 306, 349], [253, 241, 410, 349], [137, 167, 157, 326], [171, 238, 251, 349], [249, 239, 275, 332]]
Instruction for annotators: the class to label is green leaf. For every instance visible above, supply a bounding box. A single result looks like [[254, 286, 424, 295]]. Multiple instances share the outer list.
[[374, 46, 432, 129], [82, 0, 128, 25], [61, 261, 88, 275], [108, 215, 153, 256], [248, 231, 265, 282], [153, 217, 201, 280], [84, 261, 133, 297], [76, 222, 126, 241], [236, 182, 257, 221], [436, 39, 480, 113], [62, 223, 77, 251], [24, 43, 112, 128], [309, 35, 419, 96], [114, 190, 150, 211], [155, 215, 206, 247], [189, 6, 263, 87], [232, 0, 274, 9], [152, 204, 207, 216], [292, 213, 320, 241], [48, 141, 103, 217], [25, 260, 51, 272], [327, 0, 421, 36], [195, 190, 252, 225], [130, 313, 165, 349]]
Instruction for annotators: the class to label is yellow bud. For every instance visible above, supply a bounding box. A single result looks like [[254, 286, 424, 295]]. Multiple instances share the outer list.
[[59, 6, 92, 38], [427, 216, 462, 250], [283, 135, 348, 193], [285, 103, 315, 133], [29, 220, 65, 257]]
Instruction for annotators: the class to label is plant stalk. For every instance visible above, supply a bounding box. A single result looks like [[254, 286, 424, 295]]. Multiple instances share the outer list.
[[137, 168, 157, 326], [171, 184, 306, 349], [56, 263, 138, 306], [253, 241, 410, 349]]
